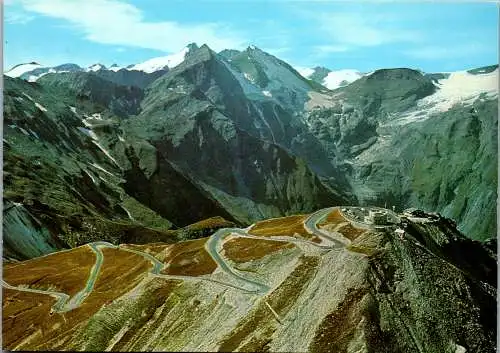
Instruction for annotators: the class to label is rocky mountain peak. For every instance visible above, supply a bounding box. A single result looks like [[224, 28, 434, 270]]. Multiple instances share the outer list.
[[367, 67, 426, 81]]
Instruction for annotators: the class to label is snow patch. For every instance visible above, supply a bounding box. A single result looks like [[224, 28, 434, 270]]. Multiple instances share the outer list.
[[417, 68, 498, 113], [70, 106, 77, 114], [92, 141, 119, 166], [295, 67, 315, 78], [243, 72, 254, 82], [128, 47, 189, 73], [109, 65, 122, 72], [5, 63, 43, 78], [34, 102, 48, 112], [22, 93, 34, 101], [29, 130, 40, 139], [90, 163, 115, 177], [388, 68, 499, 127], [323, 70, 363, 90], [87, 64, 105, 72], [19, 127, 30, 136]]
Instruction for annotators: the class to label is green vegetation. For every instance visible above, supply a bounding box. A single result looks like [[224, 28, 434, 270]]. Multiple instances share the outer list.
[[121, 195, 173, 230]]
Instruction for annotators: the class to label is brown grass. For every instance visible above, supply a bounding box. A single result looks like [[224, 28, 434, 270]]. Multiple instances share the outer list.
[[161, 238, 217, 276], [309, 287, 368, 353], [337, 224, 366, 241], [2, 288, 55, 349], [110, 279, 181, 351], [218, 256, 319, 352], [249, 215, 312, 239], [2, 247, 152, 350], [223, 237, 295, 263], [120, 243, 169, 255], [4, 246, 95, 296], [185, 216, 235, 231], [319, 209, 346, 226]]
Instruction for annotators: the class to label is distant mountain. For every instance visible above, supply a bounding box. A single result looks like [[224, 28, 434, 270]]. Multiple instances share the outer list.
[[6, 44, 199, 83], [127, 44, 194, 73], [5, 62, 84, 82], [298, 66, 364, 89], [3, 44, 349, 261], [304, 66, 498, 240]]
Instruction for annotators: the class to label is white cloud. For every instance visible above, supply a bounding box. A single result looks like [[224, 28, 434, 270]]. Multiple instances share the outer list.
[[314, 44, 351, 54], [262, 47, 291, 56], [294, 66, 315, 78], [18, 0, 245, 53], [319, 12, 422, 47], [404, 43, 493, 60], [5, 10, 35, 24]]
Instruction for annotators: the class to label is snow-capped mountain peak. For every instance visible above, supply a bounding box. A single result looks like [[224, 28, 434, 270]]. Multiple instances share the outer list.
[[109, 64, 122, 72], [127, 46, 190, 73], [5, 62, 44, 78], [87, 64, 106, 72]]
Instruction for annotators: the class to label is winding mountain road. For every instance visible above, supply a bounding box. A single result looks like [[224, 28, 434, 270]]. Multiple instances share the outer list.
[[3, 206, 357, 313], [1, 279, 70, 313], [205, 228, 271, 294], [303, 207, 350, 247]]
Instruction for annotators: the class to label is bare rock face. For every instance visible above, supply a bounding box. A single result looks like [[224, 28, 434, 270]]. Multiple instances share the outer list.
[[3, 208, 495, 352]]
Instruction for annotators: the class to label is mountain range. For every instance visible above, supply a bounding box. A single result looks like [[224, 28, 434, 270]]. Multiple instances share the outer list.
[[4, 43, 497, 262], [2, 42, 498, 352]]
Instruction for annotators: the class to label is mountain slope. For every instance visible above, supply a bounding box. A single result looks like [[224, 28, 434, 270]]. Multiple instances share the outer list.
[[3, 45, 348, 259], [2, 207, 496, 351], [124, 45, 348, 222], [305, 67, 498, 240], [2, 76, 184, 260]]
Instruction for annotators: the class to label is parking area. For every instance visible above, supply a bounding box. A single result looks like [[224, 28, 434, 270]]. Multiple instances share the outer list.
[[340, 206, 400, 227]]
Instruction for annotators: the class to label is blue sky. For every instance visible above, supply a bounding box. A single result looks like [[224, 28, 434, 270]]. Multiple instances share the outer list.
[[4, 0, 498, 73]]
